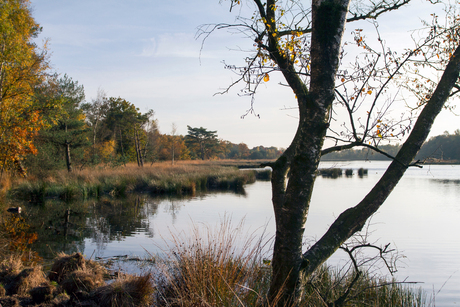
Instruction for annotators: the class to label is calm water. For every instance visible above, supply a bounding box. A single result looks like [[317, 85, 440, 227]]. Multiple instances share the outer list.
[[52, 161, 460, 305]]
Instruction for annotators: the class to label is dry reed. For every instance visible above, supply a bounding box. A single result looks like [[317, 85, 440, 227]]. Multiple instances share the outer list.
[[93, 273, 154, 307], [61, 268, 105, 295], [48, 252, 107, 287], [155, 217, 273, 306], [0, 257, 48, 297]]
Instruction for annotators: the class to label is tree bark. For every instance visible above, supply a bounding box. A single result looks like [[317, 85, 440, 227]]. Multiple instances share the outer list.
[[135, 130, 144, 167], [65, 141, 72, 173], [200, 141, 205, 160], [268, 0, 350, 304]]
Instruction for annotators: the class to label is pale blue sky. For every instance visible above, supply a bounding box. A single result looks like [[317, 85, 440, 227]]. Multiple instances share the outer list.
[[31, 0, 458, 148]]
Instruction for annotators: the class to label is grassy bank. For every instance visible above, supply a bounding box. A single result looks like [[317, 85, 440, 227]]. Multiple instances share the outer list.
[[8, 161, 257, 203]]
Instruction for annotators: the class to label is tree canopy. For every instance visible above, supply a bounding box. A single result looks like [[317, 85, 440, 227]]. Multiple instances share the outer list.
[[416, 129, 460, 161], [185, 126, 220, 160]]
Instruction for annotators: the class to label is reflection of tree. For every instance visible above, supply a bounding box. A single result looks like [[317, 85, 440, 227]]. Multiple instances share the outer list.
[[85, 196, 159, 251], [431, 179, 460, 189], [85, 216, 111, 257], [164, 199, 184, 223], [141, 202, 158, 238], [23, 195, 161, 260], [24, 200, 89, 261]]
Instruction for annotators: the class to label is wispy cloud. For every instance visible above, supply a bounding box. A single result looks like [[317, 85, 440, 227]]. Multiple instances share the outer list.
[[140, 33, 201, 58]]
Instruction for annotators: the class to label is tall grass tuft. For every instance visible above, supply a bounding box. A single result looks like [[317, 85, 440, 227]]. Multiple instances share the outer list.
[[155, 218, 273, 306], [319, 168, 343, 178], [303, 265, 427, 306], [358, 167, 369, 177], [94, 273, 154, 307]]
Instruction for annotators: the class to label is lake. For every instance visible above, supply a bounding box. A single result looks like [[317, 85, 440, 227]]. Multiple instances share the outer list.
[[35, 161, 460, 305]]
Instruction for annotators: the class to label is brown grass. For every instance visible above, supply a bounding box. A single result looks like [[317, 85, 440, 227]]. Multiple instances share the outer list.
[[6, 266, 47, 296], [0, 253, 156, 306], [48, 252, 86, 283], [155, 217, 273, 306], [11, 161, 256, 201], [0, 256, 23, 279], [94, 273, 154, 307], [48, 252, 107, 285], [22, 161, 246, 187], [61, 268, 105, 295], [0, 256, 49, 297]]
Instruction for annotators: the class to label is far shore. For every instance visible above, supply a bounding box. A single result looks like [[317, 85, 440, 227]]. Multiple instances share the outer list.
[[321, 158, 460, 165]]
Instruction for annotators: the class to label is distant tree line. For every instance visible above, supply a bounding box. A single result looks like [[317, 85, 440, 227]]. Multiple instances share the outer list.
[[416, 130, 460, 162], [21, 71, 458, 176], [321, 144, 401, 161], [17, 73, 460, 176], [19, 75, 284, 175], [321, 130, 460, 162]]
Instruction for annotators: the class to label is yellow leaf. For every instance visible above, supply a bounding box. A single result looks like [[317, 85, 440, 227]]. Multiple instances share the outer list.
[[367, 90, 372, 95], [341, 78, 345, 82], [263, 73, 270, 82]]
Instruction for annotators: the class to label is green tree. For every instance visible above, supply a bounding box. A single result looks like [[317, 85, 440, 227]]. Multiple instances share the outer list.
[[206, 0, 460, 305], [416, 131, 460, 161], [185, 126, 220, 160], [103, 97, 153, 166], [80, 88, 110, 164], [35, 75, 89, 172], [249, 146, 283, 160], [158, 134, 190, 162], [142, 117, 161, 164]]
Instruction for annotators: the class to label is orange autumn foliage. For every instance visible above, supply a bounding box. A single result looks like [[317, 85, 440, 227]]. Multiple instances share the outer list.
[[0, 0, 50, 173]]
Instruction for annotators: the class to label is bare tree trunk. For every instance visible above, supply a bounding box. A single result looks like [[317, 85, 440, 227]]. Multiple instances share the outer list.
[[65, 141, 72, 173], [172, 141, 175, 165], [171, 123, 177, 165], [135, 130, 141, 167], [267, 0, 350, 304], [13, 159, 27, 178], [64, 122, 72, 173], [135, 130, 144, 167], [200, 142, 205, 160], [119, 128, 126, 166]]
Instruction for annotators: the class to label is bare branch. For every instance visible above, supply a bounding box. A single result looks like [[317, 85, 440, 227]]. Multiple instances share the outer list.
[[347, 0, 412, 23]]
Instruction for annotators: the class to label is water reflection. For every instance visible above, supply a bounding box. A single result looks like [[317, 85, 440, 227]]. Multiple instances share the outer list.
[[432, 178, 460, 185], [163, 199, 184, 223], [88, 197, 155, 240]]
